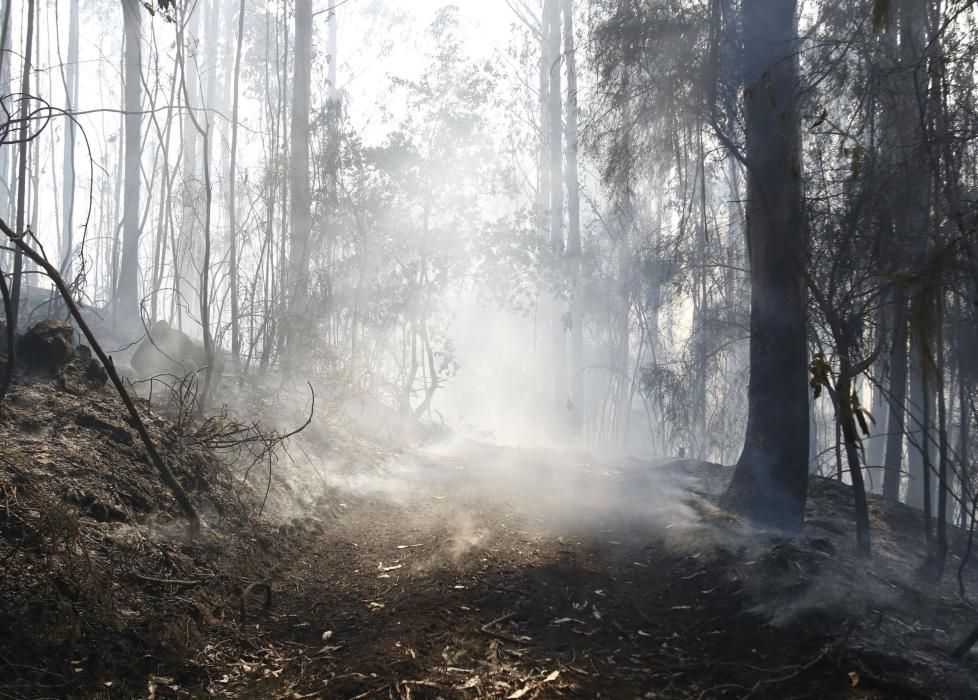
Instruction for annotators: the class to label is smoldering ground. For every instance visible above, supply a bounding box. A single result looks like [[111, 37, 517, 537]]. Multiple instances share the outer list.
[[328, 438, 697, 530]]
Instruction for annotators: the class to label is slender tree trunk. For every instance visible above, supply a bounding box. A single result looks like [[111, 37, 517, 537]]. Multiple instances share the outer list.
[[837, 350, 872, 557], [537, 0, 550, 248], [933, 321, 949, 578], [0, 0, 12, 237], [177, 1, 201, 330], [616, 198, 634, 447], [324, 2, 340, 346], [692, 128, 709, 458], [114, 0, 144, 324], [563, 0, 583, 434], [723, 0, 809, 531], [546, 0, 565, 423], [9, 0, 35, 331], [228, 0, 246, 365], [177, 0, 215, 408], [149, 65, 179, 321], [60, 0, 79, 276], [288, 0, 313, 353]]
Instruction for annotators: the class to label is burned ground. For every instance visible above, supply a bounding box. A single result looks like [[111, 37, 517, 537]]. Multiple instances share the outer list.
[[1, 366, 977, 699]]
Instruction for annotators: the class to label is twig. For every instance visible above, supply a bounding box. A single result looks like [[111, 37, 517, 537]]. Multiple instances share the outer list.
[[132, 571, 204, 587], [480, 612, 529, 645]]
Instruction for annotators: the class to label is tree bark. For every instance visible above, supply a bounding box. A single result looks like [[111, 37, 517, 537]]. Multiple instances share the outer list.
[[228, 0, 247, 365], [9, 0, 34, 331], [114, 0, 144, 323], [563, 0, 583, 434], [60, 0, 79, 276], [723, 0, 809, 532], [546, 0, 566, 423], [882, 289, 910, 500], [288, 0, 314, 350]]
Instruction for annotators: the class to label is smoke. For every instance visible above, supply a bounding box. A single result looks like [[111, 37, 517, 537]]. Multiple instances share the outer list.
[[312, 430, 705, 557]]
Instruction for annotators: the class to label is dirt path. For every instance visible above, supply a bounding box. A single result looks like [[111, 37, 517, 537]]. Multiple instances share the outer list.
[[189, 444, 945, 699]]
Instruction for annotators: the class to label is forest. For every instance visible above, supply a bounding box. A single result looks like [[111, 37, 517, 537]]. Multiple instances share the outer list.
[[2, 0, 978, 697]]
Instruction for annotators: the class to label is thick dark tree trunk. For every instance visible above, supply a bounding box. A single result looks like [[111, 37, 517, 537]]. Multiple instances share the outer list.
[[882, 290, 909, 500], [723, 0, 809, 532]]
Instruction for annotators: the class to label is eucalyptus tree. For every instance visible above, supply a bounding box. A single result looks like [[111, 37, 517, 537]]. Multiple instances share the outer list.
[[720, 0, 809, 531], [288, 0, 314, 357], [113, 0, 144, 323], [9, 0, 35, 331], [59, 0, 80, 277]]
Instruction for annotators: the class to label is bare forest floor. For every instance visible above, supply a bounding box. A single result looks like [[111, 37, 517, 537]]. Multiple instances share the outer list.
[[2, 357, 978, 699]]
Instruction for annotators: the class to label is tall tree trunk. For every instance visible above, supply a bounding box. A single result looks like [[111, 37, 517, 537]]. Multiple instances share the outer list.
[[60, 0, 79, 276], [0, 0, 12, 235], [546, 0, 566, 423], [288, 0, 313, 352], [882, 289, 910, 500], [692, 128, 709, 458], [723, 0, 809, 531], [9, 0, 35, 331], [563, 0, 583, 434], [228, 0, 246, 365], [906, 335, 934, 511], [325, 3, 340, 351], [114, 0, 144, 324], [176, 1, 201, 330], [537, 0, 550, 250], [933, 319, 949, 578], [958, 354, 971, 532], [177, 0, 215, 407], [616, 198, 634, 447]]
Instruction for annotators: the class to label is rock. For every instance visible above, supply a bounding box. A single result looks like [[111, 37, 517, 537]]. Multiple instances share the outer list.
[[17, 319, 77, 372], [131, 320, 225, 381]]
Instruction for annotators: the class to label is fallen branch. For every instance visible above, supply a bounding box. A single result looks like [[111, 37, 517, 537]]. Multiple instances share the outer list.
[[132, 571, 204, 587], [0, 216, 201, 535], [480, 612, 529, 645]]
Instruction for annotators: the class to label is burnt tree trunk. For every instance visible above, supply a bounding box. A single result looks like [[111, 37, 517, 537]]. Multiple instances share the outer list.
[[723, 0, 809, 531]]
